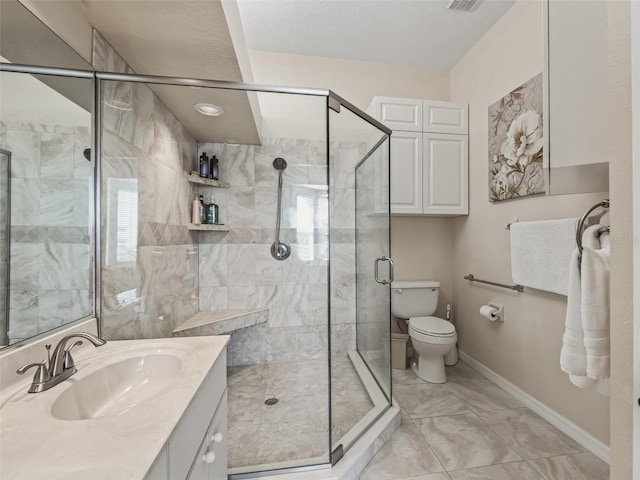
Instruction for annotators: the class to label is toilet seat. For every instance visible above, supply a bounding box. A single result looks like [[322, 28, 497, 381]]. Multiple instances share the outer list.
[[409, 316, 455, 337]]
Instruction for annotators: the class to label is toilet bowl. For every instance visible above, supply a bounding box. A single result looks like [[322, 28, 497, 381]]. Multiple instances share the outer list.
[[407, 316, 457, 383], [391, 281, 457, 383]]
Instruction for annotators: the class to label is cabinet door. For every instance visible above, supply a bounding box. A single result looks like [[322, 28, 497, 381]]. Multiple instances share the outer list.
[[371, 96, 422, 132], [423, 100, 468, 135], [187, 392, 228, 480], [207, 392, 228, 480], [390, 132, 423, 215], [422, 133, 468, 215]]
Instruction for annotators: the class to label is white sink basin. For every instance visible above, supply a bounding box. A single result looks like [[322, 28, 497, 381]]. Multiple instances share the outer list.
[[51, 353, 182, 421], [0, 336, 229, 480]]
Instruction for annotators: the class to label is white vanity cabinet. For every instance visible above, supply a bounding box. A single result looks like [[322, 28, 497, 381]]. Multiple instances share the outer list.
[[146, 352, 228, 480], [369, 97, 469, 216]]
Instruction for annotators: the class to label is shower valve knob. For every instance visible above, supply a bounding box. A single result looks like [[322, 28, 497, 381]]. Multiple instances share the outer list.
[[212, 432, 223, 443], [203, 451, 216, 464]]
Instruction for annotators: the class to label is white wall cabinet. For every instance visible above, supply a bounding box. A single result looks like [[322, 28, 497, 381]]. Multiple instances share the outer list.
[[370, 96, 423, 132], [423, 100, 468, 135], [423, 133, 468, 215], [370, 96, 469, 216], [389, 131, 423, 214]]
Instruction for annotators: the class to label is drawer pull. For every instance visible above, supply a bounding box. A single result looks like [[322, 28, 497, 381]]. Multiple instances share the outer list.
[[203, 451, 216, 464], [211, 432, 223, 443]]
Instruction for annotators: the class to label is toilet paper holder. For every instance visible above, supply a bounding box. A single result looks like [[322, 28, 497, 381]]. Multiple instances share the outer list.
[[480, 303, 504, 322]]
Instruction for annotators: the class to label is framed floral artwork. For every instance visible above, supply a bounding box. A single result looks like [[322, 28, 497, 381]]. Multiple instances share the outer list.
[[488, 73, 544, 201]]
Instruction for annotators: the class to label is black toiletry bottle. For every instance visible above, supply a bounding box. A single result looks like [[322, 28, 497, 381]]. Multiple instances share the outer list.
[[199, 153, 209, 178], [199, 195, 207, 224], [210, 155, 219, 180]]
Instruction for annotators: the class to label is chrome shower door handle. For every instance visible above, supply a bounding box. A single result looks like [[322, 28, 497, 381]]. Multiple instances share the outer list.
[[374, 256, 394, 285]]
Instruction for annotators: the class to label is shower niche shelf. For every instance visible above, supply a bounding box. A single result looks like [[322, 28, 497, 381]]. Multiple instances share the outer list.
[[188, 223, 229, 232], [183, 172, 229, 188]]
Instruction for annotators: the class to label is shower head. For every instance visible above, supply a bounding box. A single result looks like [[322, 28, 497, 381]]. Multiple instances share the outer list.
[[83, 148, 91, 161], [273, 157, 287, 171]]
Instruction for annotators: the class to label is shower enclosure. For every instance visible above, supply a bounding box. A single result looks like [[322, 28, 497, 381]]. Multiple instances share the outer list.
[[96, 74, 393, 476]]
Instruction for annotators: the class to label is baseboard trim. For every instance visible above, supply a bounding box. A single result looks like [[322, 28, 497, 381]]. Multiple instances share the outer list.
[[458, 350, 610, 464]]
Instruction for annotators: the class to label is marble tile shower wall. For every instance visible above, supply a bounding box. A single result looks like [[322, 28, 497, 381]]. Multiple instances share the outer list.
[[94, 31, 200, 340], [197, 139, 363, 366], [0, 121, 91, 342]]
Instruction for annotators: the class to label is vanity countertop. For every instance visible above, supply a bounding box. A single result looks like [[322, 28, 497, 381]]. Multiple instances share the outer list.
[[0, 335, 229, 480]]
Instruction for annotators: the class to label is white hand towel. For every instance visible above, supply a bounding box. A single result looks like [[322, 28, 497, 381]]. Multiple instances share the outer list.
[[581, 225, 610, 380], [560, 224, 610, 395], [559, 248, 586, 375], [510, 218, 577, 295]]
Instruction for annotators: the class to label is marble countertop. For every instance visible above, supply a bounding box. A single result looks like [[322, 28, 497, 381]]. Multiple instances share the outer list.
[[0, 336, 229, 480]]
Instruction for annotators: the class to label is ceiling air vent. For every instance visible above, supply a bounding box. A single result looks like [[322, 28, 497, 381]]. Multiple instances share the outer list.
[[446, 0, 479, 12]]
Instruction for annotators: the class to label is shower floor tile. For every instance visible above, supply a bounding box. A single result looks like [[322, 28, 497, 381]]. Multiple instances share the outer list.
[[360, 361, 609, 480], [227, 358, 374, 469]]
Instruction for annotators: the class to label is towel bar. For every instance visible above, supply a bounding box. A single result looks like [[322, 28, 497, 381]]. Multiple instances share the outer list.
[[576, 199, 610, 254], [464, 274, 524, 293]]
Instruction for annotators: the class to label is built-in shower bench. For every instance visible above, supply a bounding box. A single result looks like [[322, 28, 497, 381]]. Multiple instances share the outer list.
[[173, 308, 268, 337]]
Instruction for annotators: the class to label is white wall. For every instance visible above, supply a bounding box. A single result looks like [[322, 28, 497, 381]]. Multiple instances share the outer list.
[[632, 1, 640, 476], [0, 61, 90, 125], [449, 0, 611, 446], [606, 2, 634, 477]]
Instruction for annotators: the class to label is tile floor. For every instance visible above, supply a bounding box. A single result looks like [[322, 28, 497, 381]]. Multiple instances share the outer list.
[[227, 358, 373, 469], [358, 362, 610, 480]]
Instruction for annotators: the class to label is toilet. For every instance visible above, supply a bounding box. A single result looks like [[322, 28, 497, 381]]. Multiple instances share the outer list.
[[391, 281, 457, 383]]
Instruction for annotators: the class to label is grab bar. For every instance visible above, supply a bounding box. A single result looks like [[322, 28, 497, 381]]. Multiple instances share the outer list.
[[270, 157, 291, 261], [576, 199, 610, 254], [464, 274, 524, 293]]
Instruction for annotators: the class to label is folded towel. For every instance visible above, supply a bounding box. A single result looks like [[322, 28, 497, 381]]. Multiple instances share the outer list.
[[560, 224, 610, 395], [510, 218, 577, 295]]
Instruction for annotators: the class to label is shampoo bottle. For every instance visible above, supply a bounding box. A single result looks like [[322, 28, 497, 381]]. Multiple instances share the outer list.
[[210, 155, 219, 180], [191, 195, 201, 224], [199, 153, 209, 178], [199, 195, 207, 224]]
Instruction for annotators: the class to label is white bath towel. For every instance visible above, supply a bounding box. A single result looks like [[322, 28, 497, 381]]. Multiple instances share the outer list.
[[560, 224, 610, 395], [510, 218, 577, 295]]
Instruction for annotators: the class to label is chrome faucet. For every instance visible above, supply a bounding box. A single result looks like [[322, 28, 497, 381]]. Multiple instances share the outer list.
[[16, 332, 106, 393]]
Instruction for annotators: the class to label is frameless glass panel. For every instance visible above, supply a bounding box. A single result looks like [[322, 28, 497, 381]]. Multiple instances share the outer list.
[[355, 136, 392, 398], [99, 79, 330, 474], [0, 70, 93, 348], [328, 103, 390, 457], [0, 150, 9, 345]]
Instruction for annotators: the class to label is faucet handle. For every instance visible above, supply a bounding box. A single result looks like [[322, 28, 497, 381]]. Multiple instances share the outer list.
[[63, 340, 83, 370], [17, 361, 51, 384]]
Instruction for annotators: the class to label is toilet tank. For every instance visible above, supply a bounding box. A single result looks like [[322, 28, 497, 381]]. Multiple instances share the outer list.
[[391, 281, 440, 319]]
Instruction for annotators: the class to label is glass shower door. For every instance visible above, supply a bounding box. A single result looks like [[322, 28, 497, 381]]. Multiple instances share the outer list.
[[355, 138, 392, 399], [0, 149, 9, 346]]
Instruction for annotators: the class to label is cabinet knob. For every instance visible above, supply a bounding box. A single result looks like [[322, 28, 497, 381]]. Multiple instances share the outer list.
[[203, 451, 216, 464], [211, 432, 223, 443]]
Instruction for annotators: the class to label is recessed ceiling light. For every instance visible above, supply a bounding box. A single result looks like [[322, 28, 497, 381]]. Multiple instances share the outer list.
[[194, 103, 224, 116]]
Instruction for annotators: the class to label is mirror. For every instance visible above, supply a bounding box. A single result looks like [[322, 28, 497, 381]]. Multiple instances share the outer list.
[[0, 1, 94, 348], [544, 0, 609, 195]]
